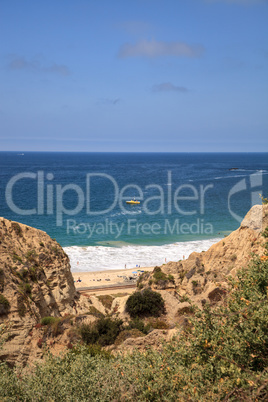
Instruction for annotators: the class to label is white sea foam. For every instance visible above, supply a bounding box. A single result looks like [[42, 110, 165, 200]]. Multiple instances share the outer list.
[[64, 238, 222, 273]]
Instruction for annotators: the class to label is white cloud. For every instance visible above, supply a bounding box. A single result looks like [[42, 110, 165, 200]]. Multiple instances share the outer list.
[[118, 39, 204, 58], [7, 56, 71, 76], [152, 82, 189, 93]]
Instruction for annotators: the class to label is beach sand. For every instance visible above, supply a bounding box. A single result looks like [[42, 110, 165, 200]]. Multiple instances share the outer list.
[[72, 267, 154, 290]]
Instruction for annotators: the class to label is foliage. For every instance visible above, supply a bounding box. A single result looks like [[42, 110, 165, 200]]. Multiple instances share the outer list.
[[262, 226, 268, 240], [126, 288, 165, 317], [0, 294, 10, 309], [80, 317, 123, 346], [17, 295, 26, 317], [152, 267, 174, 285], [147, 318, 170, 330], [40, 316, 59, 326], [114, 329, 145, 345], [0, 258, 267, 400], [126, 317, 150, 334], [96, 295, 114, 310], [12, 253, 22, 263], [11, 222, 22, 236], [261, 196, 268, 205]]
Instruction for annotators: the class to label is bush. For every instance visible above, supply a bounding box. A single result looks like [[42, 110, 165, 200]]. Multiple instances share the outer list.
[[69, 344, 112, 360], [126, 317, 150, 334], [114, 329, 145, 345], [40, 317, 63, 337], [153, 267, 167, 282], [147, 318, 170, 330], [126, 289, 165, 317], [152, 267, 174, 285], [41, 317, 59, 326], [0, 294, 10, 313], [80, 317, 123, 346]]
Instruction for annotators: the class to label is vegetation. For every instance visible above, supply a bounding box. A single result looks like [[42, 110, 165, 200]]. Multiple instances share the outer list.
[[11, 222, 22, 236], [40, 317, 60, 326], [80, 317, 123, 346], [96, 295, 114, 310], [0, 257, 267, 400], [261, 195, 268, 205], [0, 294, 10, 311], [0, 269, 4, 292], [152, 266, 175, 285], [126, 288, 165, 317], [125, 317, 150, 334]]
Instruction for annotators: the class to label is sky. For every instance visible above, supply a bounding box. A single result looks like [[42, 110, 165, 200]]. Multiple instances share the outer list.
[[0, 0, 268, 152]]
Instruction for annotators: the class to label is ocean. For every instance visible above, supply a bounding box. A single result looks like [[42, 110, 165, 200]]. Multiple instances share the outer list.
[[1, 152, 267, 272]]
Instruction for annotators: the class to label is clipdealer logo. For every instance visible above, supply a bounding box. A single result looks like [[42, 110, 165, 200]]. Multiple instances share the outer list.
[[66, 217, 214, 239], [5, 171, 214, 226], [228, 171, 263, 227], [4, 170, 264, 235]]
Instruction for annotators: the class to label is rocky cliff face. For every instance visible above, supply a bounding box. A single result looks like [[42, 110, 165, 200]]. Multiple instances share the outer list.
[[136, 205, 268, 320], [103, 205, 268, 355], [0, 218, 88, 366], [1, 205, 267, 364]]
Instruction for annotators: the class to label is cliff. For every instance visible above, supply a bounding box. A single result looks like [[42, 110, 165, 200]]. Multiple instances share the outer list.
[[0, 218, 89, 366], [113, 204, 268, 352], [1, 205, 267, 364]]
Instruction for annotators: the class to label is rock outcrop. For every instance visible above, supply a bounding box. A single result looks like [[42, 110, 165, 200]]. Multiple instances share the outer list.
[[0, 218, 89, 366], [128, 205, 268, 326]]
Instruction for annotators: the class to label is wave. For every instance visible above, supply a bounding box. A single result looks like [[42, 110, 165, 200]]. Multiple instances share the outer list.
[[214, 171, 268, 180], [110, 209, 142, 218], [64, 237, 222, 273]]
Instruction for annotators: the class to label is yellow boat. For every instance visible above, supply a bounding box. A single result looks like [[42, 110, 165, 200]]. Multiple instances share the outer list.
[[126, 200, 140, 205]]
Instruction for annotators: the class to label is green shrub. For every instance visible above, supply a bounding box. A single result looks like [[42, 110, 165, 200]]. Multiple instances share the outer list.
[[153, 267, 167, 282], [25, 250, 37, 263], [41, 317, 59, 326], [11, 222, 22, 236], [0, 270, 4, 291], [126, 317, 150, 334], [40, 317, 63, 337], [126, 289, 165, 317], [147, 318, 169, 330], [152, 267, 174, 286], [0, 294, 10, 310], [12, 253, 22, 263], [20, 282, 31, 295], [17, 295, 26, 317], [80, 317, 123, 346], [69, 344, 112, 360], [114, 329, 145, 345]]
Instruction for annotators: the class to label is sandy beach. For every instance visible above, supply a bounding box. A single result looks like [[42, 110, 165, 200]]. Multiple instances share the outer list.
[[72, 266, 154, 289]]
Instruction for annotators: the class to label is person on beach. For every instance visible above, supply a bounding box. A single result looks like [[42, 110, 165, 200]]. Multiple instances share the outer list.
[[125, 264, 126, 269]]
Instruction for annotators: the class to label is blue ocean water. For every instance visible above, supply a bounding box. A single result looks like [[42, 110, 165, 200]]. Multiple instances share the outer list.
[[1, 152, 267, 271]]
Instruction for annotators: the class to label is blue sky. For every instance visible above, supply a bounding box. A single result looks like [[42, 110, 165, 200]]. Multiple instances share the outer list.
[[0, 0, 267, 152]]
